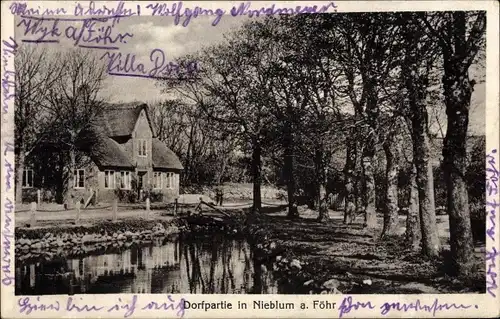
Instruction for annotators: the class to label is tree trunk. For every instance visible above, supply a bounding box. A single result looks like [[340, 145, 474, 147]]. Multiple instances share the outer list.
[[362, 87, 379, 229], [184, 125, 195, 184], [403, 20, 440, 258], [442, 21, 475, 274], [406, 164, 421, 250], [64, 143, 76, 209], [284, 150, 298, 218], [362, 141, 377, 228], [55, 154, 65, 204], [381, 139, 400, 238], [15, 147, 26, 204], [316, 145, 329, 222], [411, 119, 440, 257], [217, 154, 229, 185], [344, 130, 356, 224], [315, 148, 321, 212], [284, 119, 298, 219], [354, 139, 364, 220], [251, 139, 262, 215]]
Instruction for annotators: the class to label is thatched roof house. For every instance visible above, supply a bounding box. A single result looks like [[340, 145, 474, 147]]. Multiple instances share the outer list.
[[90, 102, 183, 171], [78, 102, 183, 203]]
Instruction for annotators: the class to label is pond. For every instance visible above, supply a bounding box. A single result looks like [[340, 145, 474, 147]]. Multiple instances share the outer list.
[[15, 234, 285, 295]]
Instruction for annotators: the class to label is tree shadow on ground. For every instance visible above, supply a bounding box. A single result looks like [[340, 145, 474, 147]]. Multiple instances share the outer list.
[[255, 210, 486, 294]]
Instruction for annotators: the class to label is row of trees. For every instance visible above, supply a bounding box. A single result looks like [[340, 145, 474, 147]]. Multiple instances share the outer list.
[[158, 11, 486, 276], [14, 12, 486, 277], [148, 100, 244, 187]]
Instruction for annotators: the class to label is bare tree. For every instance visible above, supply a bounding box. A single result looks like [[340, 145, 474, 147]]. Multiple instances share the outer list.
[[281, 14, 345, 222], [44, 49, 108, 207], [424, 11, 486, 274], [149, 100, 188, 156], [380, 116, 403, 237], [14, 45, 63, 203], [343, 123, 357, 224], [150, 99, 240, 186], [401, 13, 442, 257], [334, 13, 403, 228], [160, 22, 274, 215], [406, 164, 422, 250]]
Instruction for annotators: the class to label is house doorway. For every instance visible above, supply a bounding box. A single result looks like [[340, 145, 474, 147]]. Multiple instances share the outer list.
[[137, 171, 147, 201]]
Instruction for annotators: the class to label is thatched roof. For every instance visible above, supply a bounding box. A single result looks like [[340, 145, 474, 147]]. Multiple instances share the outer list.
[[89, 136, 134, 168], [152, 138, 184, 170], [87, 102, 182, 170], [98, 102, 155, 137]]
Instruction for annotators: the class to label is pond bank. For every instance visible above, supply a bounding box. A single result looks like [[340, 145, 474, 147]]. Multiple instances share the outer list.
[[15, 219, 183, 260], [15, 232, 277, 295], [15, 205, 486, 295], [14, 212, 246, 262], [247, 208, 486, 295]]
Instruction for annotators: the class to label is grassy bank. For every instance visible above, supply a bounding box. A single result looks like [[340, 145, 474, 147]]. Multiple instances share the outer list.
[[14, 201, 486, 295], [15, 218, 185, 263], [247, 206, 486, 294]]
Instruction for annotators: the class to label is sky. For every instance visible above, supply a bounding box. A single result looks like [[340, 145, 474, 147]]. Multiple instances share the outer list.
[[15, 15, 246, 101], [15, 14, 485, 135], [97, 16, 246, 102]]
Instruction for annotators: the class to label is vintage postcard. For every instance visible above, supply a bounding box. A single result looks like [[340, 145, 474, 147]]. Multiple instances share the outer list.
[[1, 0, 499, 318]]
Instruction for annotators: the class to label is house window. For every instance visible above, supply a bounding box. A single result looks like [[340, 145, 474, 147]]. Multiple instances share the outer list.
[[163, 172, 174, 189], [104, 170, 115, 189], [74, 169, 85, 189], [153, 172, 162, 189], [137, 139, 147, 157], [120, 171, 131, 189], [22, 169, 34, 188]]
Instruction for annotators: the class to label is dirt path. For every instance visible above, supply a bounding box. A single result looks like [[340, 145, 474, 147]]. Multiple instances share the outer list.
[[258, 208, 486, 294]]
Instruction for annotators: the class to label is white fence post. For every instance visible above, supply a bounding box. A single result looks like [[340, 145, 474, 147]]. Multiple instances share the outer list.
[[75, 201, 81, 224], [113, 199, 118, 222], [145, 198, 150, 219], [37, 189, 41, 208], [30, 202, 37, 227]]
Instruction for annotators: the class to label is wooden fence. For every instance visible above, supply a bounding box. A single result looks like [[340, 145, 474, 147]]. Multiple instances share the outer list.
[[20, 195, 284, 227], [22, 198, 181, 227]]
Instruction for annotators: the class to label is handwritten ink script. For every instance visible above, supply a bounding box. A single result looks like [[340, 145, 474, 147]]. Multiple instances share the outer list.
[[1, 197, 14, 286], [338, 296, 375, 317], [100, 49, 199, 80], [17, 16, 133, 49], [10, 1, 139, 18], [145, 1, 338, 27], [2, 37, 17, 114], [1, 36, 17, 287], [13, 1, 337, 80], [486, 149, 499, 298], [338, 296, 476, 318], [18, 295, 186, 318], [11, 1, 339, 28]]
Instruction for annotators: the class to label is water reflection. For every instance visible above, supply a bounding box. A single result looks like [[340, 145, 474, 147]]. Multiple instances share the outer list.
[[15, 235, 280, 295]]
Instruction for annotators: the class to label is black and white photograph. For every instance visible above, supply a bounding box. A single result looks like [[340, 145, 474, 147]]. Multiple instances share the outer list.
[[9, 6, 489, 298]]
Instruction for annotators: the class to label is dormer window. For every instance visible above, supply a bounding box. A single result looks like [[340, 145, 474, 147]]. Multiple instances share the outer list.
[[138, 139, 147, 157]]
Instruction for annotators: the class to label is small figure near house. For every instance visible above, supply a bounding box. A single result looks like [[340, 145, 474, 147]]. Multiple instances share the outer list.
[[215, 186, 224, 206]]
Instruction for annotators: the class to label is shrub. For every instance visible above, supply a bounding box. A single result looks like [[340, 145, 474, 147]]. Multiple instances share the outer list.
[[149, 191, 163, 203], [22, 189, 38, 203], [114, 189, 138, 203]]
